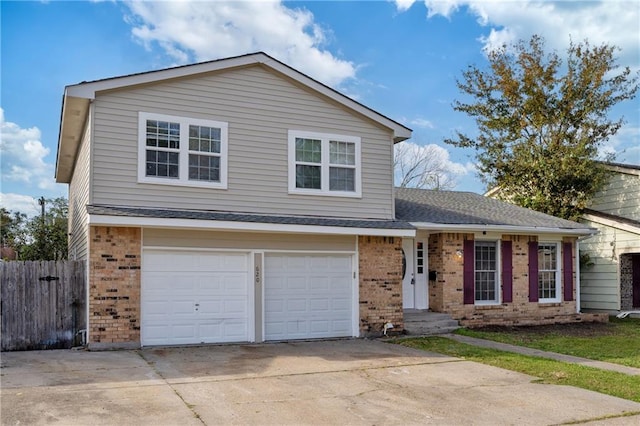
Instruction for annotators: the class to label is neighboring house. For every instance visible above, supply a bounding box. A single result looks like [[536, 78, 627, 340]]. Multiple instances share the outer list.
[[579, 162, 640, 312], [56, 52, 602, 349]]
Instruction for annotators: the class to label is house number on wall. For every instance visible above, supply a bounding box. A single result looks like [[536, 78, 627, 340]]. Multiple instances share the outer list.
[[255, 265, 261, 285]]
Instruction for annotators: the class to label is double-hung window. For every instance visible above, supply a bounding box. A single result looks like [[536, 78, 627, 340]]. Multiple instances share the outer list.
[[138, 112, 228, 188], [288, 130, 361, 197], [538, 242, 560, 302], [474, 241, 499, 304]]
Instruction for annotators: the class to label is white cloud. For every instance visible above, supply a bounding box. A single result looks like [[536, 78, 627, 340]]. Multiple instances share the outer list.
[[0, 193, 40, 217], [395, 0, 418, 12], [123, 0, 356, 87], [0, 108, 57, 191], [602, 125, 640, 164], [410, 118, 435, 129], [423, 0, 463, 19], [403, 1, 639, 68]]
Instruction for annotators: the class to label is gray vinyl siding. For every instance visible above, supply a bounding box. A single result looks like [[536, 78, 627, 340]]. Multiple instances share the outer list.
[[68, 112, 92, 260], [589, 171, 640, 220], [143, 228, 356, 252], [579, 219, 640, 311], [92, 65, 395, 219]]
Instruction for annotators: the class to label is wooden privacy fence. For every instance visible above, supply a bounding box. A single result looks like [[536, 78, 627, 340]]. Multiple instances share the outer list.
[[1, 260, 86, 351]]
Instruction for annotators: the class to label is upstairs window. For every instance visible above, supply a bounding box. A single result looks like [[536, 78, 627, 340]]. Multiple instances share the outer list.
[[288, 130, 361, 197], [138, 112, 227, 188]]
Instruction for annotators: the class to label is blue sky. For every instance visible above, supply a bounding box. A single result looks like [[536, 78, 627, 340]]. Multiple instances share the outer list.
[[2, 0, 639, 215]]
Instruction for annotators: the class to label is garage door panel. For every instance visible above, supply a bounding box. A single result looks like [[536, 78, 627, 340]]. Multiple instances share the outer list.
[[265, 299, 284, 314], [287, 298, 307, 312], [310, 320, 330, 333], [172, 300, 197, 316], [265, 254, 354, 341], [309, 298, 329, 311], [142, 250, 250, 346], [284, 276, 306, 291], [223, 298, 248, 315], [332, 298, 351, 311], [310, 277, 330, 291], [330, 276, 351, 291]]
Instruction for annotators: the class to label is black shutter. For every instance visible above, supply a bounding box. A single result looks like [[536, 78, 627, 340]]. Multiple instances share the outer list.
[[563, 242, 574, 301], [502, 241, 513, 303], [463, 239, 475, 304], [528, 241, 539, 302]]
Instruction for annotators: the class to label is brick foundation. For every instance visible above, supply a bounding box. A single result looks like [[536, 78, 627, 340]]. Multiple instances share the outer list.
[[426, 232, 604, 327], [358, 236, 403, 336], [89, 226, 141, 349]]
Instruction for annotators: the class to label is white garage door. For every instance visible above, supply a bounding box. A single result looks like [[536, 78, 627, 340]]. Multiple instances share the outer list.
[[142, 250, 250, 346], [264, 254, 354, 340]]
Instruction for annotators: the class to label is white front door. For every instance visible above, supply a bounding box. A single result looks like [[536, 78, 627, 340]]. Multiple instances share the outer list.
[[141, 249, 250, 346], [402, 238, 415, 309], [264, 253, 354, 340]]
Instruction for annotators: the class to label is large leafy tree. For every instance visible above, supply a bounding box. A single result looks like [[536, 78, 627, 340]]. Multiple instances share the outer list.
[[446, 35, 638, 220], [1, 197, 68, 260]]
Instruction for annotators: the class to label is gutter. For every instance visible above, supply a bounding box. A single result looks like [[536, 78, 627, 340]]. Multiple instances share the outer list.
[[409, 222, 597, 236]]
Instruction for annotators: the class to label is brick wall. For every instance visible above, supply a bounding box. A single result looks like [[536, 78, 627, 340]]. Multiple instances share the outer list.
[[428, 234, 443, 311], [620, 254, 632, 310], [426, 232, 604, 327], [89, 226, 141, 348], [428, 233, 471, 312], [358, 236, 403, 336]]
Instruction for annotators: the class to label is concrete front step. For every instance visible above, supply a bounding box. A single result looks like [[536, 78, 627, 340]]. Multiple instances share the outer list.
[[403, 310, 460, 336]]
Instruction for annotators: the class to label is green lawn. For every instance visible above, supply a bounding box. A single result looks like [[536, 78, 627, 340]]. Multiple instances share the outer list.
[[454, 317, 640, 368], [397, 336, 640, 404]]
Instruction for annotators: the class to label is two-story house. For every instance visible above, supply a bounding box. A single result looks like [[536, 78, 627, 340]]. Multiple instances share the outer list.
[[580, 162, 640, 313], [56, 53, 603, 349]]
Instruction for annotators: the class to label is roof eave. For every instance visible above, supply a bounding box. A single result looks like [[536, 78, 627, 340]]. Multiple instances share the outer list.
[[88, 213, 417, 237], [582, 213, 640, 234], [55, 92, 90, 183], [409, 222, 597, 236]]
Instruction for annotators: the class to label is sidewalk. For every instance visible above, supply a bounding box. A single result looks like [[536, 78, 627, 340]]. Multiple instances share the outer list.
[[445, 333, 640, 376]]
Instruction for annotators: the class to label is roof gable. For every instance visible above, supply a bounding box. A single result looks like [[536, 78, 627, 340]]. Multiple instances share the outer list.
[[56, 52, 411, 183]]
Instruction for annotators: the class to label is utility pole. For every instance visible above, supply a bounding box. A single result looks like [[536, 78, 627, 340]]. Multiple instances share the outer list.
[[38, 197, 45, 224], [38, 197, 46, 259]]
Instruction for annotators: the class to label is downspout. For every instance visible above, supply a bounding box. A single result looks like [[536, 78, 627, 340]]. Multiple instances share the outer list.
[[575, 222, 599, 313], [575, 239, 581, 313], [575, 233, 595, 313]]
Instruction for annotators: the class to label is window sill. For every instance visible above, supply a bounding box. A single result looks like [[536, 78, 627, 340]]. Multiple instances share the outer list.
[[538, 301, 563, 307], [473, 303, 503, 309], [138, 177, 228, 190], [288, 189, 362, 198]]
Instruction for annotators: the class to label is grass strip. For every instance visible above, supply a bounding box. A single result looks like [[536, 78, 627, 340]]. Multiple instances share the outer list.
[[397, 337, 640, 403], [455, 317, 640, 368]]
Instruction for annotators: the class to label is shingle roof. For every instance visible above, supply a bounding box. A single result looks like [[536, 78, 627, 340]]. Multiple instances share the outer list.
[[87, 205, 414, 230], [395, 188, 590, 230]]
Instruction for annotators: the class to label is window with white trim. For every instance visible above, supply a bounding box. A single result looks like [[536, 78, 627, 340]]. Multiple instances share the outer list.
[[538, 242, 560, 302], [138, 112, 228, 188], [288, 130, 361, 197], [475, 241, 499, 304]]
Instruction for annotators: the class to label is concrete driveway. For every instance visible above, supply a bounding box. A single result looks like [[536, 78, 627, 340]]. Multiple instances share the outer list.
[[1, 339, 639, 425]]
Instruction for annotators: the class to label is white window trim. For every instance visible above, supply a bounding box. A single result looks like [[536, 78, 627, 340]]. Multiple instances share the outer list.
[[288, 130, 362, 198], [474, 240, 501, 306], [538, 241, 561, 303], [138, 112, 228, 189]]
